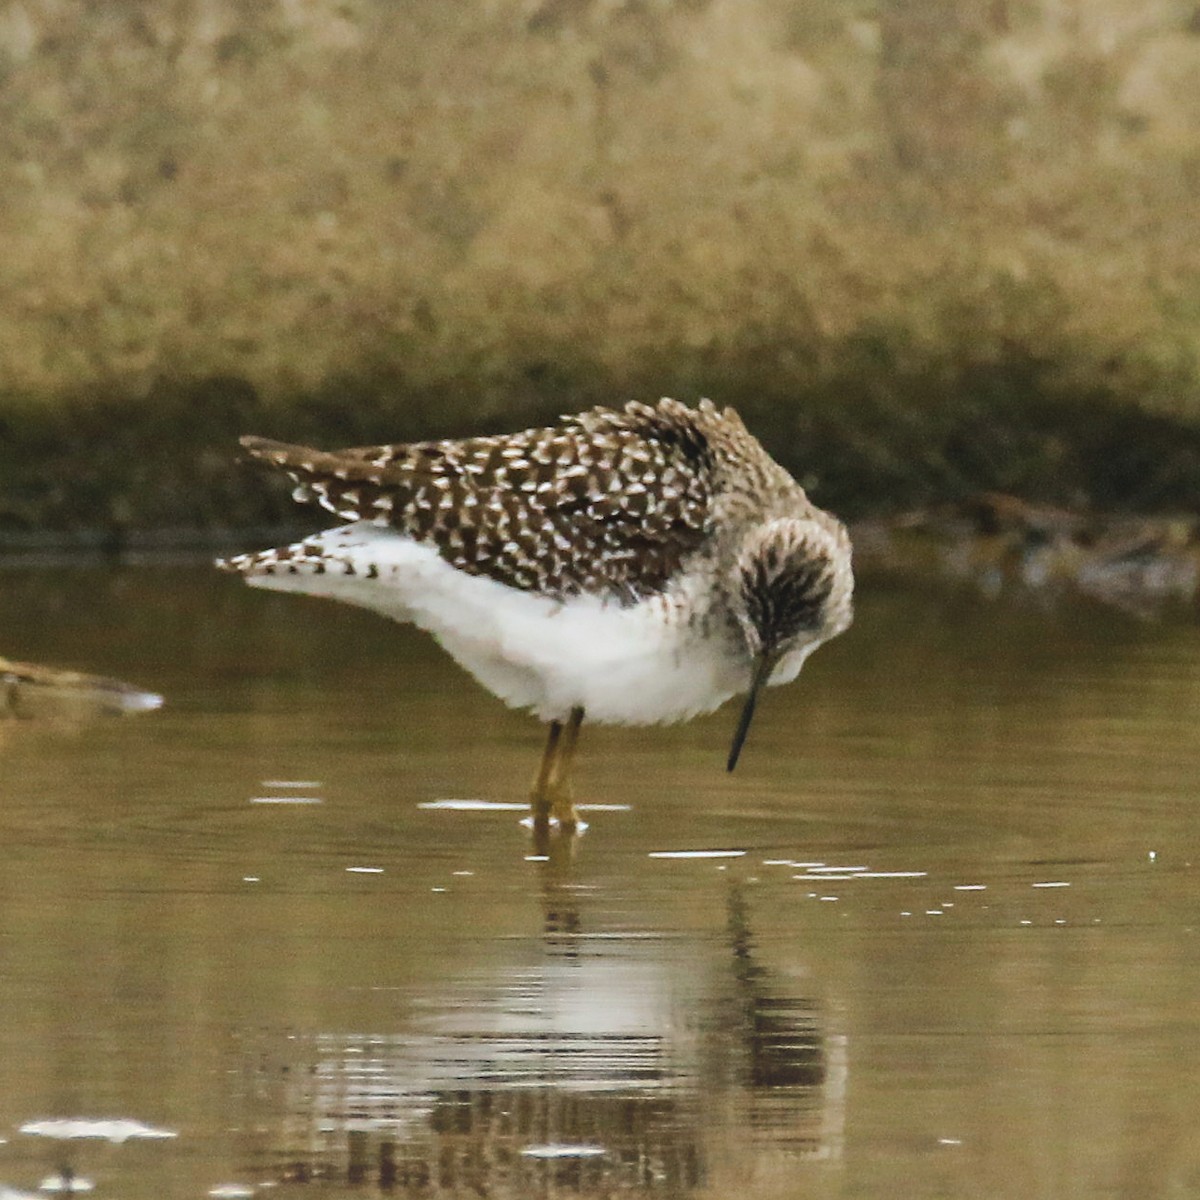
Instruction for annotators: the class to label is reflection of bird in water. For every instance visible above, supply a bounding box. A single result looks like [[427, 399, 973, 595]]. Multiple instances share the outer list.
[[218, 399, 854, 832], [240, 865, 841, 1194], [0, 656, 162, 721], [723, 887, 834, 1155]]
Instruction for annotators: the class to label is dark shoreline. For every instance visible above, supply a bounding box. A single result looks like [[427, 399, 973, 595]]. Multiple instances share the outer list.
[[5, 336, 1200, 541]]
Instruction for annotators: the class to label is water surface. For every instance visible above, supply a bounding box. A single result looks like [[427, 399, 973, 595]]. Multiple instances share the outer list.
[[0, 567, 1197, 1199]]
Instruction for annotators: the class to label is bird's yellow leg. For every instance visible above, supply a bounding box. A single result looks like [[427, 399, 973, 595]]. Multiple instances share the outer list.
[[546, 707, 585, 831], [530, 719, 564, 831]]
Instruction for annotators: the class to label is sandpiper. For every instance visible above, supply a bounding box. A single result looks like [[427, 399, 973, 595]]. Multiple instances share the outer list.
[[218, 398, 853, 831]]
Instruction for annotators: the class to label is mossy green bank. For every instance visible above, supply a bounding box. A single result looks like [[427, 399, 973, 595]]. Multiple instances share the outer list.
[[3, 1, 1200, 536]]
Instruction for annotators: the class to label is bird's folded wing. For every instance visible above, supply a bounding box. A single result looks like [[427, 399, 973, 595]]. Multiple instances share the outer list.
[[241, 399, 717, 601]]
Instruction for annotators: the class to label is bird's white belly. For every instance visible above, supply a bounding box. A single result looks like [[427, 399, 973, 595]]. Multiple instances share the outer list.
[[247, 524, 749, 724]]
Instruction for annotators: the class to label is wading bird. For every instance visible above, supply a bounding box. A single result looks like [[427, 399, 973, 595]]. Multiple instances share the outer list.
[[218, 399, 853, 833]]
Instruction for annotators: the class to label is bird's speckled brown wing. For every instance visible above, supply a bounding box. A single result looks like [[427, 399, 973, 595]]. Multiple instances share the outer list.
[[239, 399, 725, 602]]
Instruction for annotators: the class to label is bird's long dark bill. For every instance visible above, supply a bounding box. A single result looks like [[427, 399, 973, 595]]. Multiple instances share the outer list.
[[726, 651, 777, 772]]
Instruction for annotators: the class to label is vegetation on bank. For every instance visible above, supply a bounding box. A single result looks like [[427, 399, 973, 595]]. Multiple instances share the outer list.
[[4, 321, 1200, 545], [3, 0, 1200, 545]]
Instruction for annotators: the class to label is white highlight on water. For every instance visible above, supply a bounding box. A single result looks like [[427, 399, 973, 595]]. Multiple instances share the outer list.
[[519, 815, 590, 832], [520, 1145, 606, 1159], [792, 869, 927, 881], [420, 799, 528, 811], [0, 1185, 37, 1200], [39, 1176, 93, 1194], [648, 849, 745, 860], [19, 1119, 177, 1143]]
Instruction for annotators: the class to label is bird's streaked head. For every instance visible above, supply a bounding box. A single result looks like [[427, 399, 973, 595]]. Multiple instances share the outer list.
[[725, 517, 852, 771]]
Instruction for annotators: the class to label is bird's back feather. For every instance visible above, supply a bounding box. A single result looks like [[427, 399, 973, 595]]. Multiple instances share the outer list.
[[238, 399, 733, 603]]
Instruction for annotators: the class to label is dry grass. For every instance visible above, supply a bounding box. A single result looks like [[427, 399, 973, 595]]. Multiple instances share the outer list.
[[2, 0, 1200, 530]]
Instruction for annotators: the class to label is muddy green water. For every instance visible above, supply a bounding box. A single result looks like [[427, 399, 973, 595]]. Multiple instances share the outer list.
[[0, 567, 1197, 1200]]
